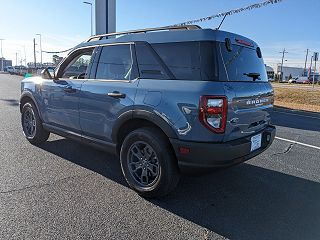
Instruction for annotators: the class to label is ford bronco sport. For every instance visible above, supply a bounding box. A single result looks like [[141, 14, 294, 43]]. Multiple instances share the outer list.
[[20, 25, 276, 197]]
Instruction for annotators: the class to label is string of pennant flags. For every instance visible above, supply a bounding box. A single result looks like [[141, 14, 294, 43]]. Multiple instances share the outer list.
[[173, 0, 284, 26], [43, 0, 284, 54], [42, 48, 74, 54]]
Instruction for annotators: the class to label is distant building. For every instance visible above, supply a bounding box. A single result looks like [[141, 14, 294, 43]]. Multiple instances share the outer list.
[[27, 62, 55, 69], [42, 62, 55, 67], [265, 65, 274, 80], [0, 58, 13, 71], [276, 65, 305, 81]]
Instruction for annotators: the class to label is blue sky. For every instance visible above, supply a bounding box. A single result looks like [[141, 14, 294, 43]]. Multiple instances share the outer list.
[[0, 0, 319, 69]]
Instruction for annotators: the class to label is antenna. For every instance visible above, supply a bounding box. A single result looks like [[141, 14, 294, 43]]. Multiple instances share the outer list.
[[216, 14, 228, 30]]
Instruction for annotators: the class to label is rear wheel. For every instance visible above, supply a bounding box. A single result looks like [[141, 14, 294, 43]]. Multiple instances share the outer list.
[[120, 127, 180, 198], [21, 102, 50, 145]]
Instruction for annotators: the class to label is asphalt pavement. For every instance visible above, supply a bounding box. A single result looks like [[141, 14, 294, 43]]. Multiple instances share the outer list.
[[0, 74, 320, 240]]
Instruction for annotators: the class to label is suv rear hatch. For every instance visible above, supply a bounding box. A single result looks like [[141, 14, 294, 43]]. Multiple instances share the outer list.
[[217, 36, 274, 142]]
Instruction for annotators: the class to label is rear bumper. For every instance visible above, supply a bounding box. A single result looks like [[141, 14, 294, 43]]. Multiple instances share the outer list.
[[170, 125, 276, 173]]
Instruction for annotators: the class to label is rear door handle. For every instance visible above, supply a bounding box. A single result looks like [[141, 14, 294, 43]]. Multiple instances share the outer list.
[[64, 86, 76, 93], [107, 91, 126, 99]]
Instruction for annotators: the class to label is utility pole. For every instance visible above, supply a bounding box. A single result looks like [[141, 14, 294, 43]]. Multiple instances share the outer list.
[[279, 48, 288, 82], [309, 56, 313, 78], [0, 39, 4, 72], [36, 34, 42, 67], [15, 52, 18, 66], [313, 52, 318, 88], [18, 50, 22, 65], [23, 46, 26, 66], [304, 49, 309, 77], [33, 38, 37, 68]]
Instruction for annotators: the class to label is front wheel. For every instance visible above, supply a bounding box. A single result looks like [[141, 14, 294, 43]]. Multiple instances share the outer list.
[[21, 102, 50, 145], [120, 127, 180, 198]]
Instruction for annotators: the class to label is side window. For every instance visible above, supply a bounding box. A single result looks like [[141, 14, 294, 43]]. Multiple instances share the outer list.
[[62, 50, 94, 79], [135, 43, 169, 79], [95, 44, 135, 80], [151, 42, 201, 80]]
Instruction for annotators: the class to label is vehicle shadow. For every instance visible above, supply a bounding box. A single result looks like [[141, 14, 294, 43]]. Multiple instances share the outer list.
[[271, 108, 320, 132], [39, 138, 320, 240], [0, 98, 20, 107]]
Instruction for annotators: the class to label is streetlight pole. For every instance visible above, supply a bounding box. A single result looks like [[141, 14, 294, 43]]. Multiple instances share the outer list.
[[33, 38, 37, 69], [0, 39, 4, 72], [36, 34, 42, 67], [83, 1, 93, 36]]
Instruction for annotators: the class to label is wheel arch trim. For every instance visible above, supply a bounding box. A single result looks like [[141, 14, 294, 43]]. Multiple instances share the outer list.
[[111, 109, 178, 143], [20, 91, 43, 121]]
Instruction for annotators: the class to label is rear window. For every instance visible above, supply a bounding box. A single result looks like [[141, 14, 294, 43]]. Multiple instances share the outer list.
[[218, 42, 268, 82]]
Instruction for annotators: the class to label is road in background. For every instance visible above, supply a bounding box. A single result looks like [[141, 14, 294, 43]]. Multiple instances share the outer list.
[[1, 74, 319, 240]]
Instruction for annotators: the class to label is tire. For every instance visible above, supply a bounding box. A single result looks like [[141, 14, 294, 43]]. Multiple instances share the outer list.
[[120, 127, 180, 198], [21, 102, 50, 145]]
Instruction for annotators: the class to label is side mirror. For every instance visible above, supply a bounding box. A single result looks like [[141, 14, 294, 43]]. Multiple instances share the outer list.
[[41, 68, 55, 79]]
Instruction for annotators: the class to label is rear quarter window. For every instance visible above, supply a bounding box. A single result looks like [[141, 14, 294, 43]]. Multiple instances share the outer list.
[[152, 42, 202, 80], [135, 43, 169, 80]]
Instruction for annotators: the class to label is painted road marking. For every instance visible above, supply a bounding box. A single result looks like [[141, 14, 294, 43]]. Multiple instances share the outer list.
[[275, 136, 320, 150]]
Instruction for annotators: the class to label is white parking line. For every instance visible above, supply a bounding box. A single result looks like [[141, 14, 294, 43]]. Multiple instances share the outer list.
[[273, 110, 320, 120], [275, 136, 320, 150]]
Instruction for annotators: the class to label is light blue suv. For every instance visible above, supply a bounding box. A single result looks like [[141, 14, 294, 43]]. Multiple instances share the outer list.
[[20, 25, 276, 197]]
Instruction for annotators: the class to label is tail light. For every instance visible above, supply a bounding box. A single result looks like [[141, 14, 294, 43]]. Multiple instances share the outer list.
[[199, 96, 228, 134]]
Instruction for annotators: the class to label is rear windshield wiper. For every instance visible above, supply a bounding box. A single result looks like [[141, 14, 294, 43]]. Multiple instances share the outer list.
[[243, 72, 261, 81]]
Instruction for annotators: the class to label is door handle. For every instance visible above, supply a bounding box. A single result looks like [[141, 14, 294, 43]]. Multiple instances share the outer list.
[[64, 86, 76, 93], [107, 91, 126, 99]]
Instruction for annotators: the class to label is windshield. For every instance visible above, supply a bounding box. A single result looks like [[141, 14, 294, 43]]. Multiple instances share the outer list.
[[218, 42, 268, 82]]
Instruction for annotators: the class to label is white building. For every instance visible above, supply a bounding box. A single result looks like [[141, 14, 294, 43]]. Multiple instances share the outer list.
[[276, 65, 305, 81]]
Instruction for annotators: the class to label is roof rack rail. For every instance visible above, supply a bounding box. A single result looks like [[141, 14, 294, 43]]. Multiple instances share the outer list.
[[86, 25, 201, 42]]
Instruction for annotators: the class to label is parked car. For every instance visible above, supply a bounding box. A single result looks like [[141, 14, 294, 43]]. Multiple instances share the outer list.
[[7, 66, 15, 75], [288, 76, 308, 84], [15, 66, 28, 76], [303, 78, 319, 84], [20, 25, 276, 197]]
